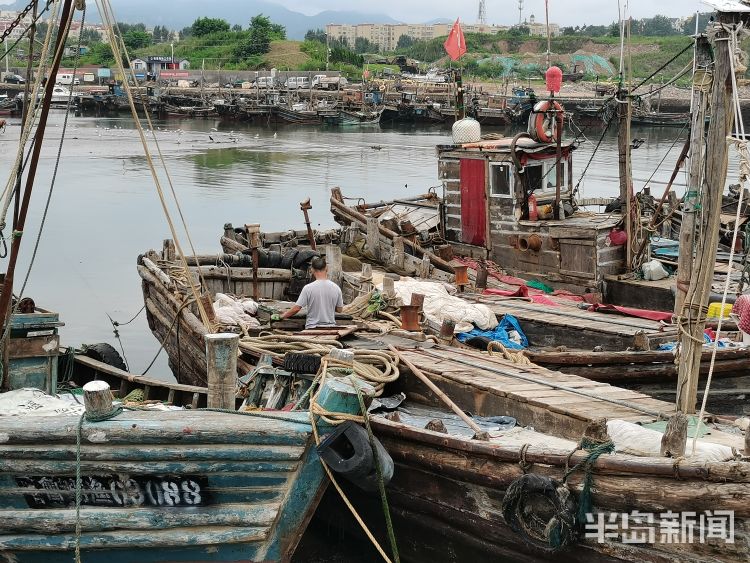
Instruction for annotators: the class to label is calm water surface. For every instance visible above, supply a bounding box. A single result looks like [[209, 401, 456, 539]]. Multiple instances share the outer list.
[[0, 113, 729, 380]]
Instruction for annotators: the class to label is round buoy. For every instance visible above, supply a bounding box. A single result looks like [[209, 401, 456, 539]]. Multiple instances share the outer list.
[[546, 66, 563, 94], [452, 117, 481, 144]]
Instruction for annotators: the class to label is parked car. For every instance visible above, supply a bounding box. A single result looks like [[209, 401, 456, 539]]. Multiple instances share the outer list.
[[3, 74, 25, 84]]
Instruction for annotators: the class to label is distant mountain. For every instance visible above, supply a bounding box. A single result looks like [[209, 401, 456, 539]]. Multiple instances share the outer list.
[[0, 0, 398, 39]]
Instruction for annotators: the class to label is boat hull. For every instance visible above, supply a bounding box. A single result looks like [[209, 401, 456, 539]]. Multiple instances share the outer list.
[[0, 410, 330, 562]]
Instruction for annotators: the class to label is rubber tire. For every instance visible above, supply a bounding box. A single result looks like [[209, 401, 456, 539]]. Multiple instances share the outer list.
[[84, 343, 127, 371]]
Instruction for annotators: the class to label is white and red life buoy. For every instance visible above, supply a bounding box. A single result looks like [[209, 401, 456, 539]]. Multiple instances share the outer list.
[[528, 100, 563, 143]]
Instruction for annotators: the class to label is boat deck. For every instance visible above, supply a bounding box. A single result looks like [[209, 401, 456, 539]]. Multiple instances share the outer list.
[[397, 346, 684, 441], [463, 294, 673, 351]]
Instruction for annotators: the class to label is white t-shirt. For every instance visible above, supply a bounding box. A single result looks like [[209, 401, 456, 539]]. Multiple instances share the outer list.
[[295, 279, 343, 329]]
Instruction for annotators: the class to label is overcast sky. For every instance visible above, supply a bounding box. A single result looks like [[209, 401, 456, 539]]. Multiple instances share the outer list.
[[277, 0, 708, 27]]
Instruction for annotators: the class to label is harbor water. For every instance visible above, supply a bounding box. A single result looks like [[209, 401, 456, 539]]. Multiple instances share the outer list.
[[0, 113, 731, 380]]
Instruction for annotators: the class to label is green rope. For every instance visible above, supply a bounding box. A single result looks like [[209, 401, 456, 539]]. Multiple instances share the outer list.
[[352, 377, 400, 563], [562, 437, 615, 529], [197, 407, 312, 427], [75, 404, 122, 562]]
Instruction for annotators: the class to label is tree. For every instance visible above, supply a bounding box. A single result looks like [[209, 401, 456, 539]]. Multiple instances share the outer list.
[[179, 26, 192, 40], [305, 28, 326, 43], [118, 22, 146, 34], [191, 17, 230, 36], [123, 30, 151, 50], [79, 28, 101, 44], [88, 42, 113, 65], [234, 14, 285, 60], [640, 15, 676, 36], [682, 12, 713, 35], [231, 24, 243, 32], [396, 34, 414, 49], [354, 37, 378, 53], [561, 26, 576, 36]]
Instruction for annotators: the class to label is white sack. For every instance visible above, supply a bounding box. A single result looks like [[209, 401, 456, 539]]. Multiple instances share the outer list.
[[213, 293, 261, 330], [607, 419, 733, 463]]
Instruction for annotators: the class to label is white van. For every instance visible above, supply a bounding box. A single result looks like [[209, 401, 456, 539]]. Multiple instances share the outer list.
[[254, 76, 275, 89], [284, 76, 310, 90], [56, 73, 80, 86]]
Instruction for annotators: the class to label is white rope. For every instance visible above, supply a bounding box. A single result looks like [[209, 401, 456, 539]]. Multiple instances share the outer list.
[[94, 0, 212, 331], [691, 23, 747, 455]]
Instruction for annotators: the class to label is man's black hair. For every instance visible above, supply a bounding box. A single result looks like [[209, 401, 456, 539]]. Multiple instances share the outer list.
[[310, 256, 326, 271]]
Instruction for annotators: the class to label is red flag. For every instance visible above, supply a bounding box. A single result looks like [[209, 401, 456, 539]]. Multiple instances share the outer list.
[[443, 18, 467, 61]]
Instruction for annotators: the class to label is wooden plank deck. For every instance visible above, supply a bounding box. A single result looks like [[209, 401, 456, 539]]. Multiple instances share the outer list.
[[462, 295, 672, 350], [397, 346, 677, 439]]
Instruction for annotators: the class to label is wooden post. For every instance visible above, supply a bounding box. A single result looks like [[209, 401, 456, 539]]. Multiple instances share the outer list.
[[246, 224, 261, 301], [660, 412, 688, 457], [392, 236, 405, 270], [382, 276, 395, 299], [617, 89, 634, 271], [366, 216, 380, 261], [83, 380, 113, 418], [162, 239, 176, 261], [677, 15, 737, 414], [419, 255, 431, 278], [360, 263, 373, 294], [326, 245, 343, 287], [676, 36, 712, 314], [205, 333, 239, 409], [439, 319, 456, 341], [299, 198, 316, 251], [410, 293, 425, 311]]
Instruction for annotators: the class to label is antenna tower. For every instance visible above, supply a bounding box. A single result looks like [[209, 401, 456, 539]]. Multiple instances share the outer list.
[[518, 0, 524, 25], [477, 0, 487, 24]]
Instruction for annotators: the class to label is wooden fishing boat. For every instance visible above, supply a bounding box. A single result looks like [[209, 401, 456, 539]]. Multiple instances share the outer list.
[[0, 403, 343, 562], [272, 105, 321, 125], [328, 188, 750, 391], [339, 108, 383, 126], [57, 340, 750, 562], [630, 111, 690, 128]]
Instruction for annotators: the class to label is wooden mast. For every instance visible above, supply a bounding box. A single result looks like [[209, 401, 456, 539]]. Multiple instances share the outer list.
[[676, 10, 740, 413], [0, 0, 75, 335], [617, 93, 633, 270], [675, 35, 712, 314]]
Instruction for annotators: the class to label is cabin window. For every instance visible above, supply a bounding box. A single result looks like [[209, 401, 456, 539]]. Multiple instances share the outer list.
[[490, 164, 512, 198], [526, 160, 568, 200]]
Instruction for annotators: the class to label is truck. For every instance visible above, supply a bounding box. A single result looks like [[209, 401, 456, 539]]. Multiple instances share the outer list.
[[311, 75, 348, 90]]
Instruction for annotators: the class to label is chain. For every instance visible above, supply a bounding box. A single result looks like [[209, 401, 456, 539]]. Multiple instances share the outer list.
[[0, 0, 51, 43]]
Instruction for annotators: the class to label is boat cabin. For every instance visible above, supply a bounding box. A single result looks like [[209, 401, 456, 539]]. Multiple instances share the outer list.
[[437, 137, 626, 292]]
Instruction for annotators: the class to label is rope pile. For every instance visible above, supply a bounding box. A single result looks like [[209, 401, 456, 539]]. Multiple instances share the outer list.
[[487, 340, 532, 366], [239, 335, 399, 396]]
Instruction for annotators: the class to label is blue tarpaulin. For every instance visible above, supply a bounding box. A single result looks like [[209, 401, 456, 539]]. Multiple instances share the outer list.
[[456, 314, 528, 350]]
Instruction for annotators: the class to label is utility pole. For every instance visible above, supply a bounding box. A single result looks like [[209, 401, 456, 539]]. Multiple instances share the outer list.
[[676, 12, 738, 414]]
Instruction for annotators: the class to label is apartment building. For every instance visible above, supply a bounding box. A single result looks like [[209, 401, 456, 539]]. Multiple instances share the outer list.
[[326, 22, 510, 52]]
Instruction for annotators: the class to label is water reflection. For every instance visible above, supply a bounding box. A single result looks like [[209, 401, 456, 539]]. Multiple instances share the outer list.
[[0, 112, 736, 380]]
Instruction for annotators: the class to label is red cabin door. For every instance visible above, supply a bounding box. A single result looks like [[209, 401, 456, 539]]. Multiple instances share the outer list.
[[459, 158, 487, 246]]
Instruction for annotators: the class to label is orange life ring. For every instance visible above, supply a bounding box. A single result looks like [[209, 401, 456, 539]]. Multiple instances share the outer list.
[[529, 100, 563, 143]]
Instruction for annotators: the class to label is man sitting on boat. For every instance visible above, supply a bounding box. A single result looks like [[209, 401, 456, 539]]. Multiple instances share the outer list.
[[271, 257, 343, 328]]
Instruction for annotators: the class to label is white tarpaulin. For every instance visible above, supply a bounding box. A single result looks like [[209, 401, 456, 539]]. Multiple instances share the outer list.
[[0, 388, 84, 417], [391, 279, 498, 333], [607, 419, 733, 463], [213, 293, 261, 330]]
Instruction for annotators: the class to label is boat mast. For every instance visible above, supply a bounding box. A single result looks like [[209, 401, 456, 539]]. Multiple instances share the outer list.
[[676, 9, 741, 413], [0, 0, 75, 334], [675, 34, 712, 314], [616, 9, 633, 270]]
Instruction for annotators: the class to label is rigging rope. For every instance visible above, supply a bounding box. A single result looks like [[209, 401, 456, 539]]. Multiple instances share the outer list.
[[94, 0, 212, 331], [691, 23, 748, 455]]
